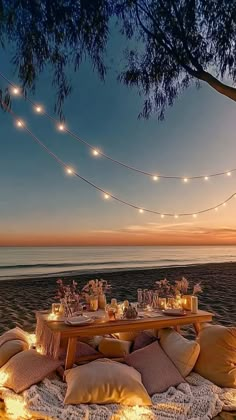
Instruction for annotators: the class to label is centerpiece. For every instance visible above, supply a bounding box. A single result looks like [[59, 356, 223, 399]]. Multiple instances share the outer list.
[[55, 279, 82, 318], [82, 279, 111, 311]]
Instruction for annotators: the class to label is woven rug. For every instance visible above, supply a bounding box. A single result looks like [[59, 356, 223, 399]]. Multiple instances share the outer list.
[[1, 373, 236, 420]]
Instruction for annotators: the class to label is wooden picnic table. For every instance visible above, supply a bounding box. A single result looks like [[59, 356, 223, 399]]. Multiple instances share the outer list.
[[36, 309, 213, 370]]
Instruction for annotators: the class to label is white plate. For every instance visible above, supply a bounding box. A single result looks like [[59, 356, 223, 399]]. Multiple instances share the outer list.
[[65, 316, 94, 326]]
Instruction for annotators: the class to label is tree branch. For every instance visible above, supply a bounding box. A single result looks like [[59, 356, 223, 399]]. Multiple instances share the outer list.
[[197, 70, 236, 101]]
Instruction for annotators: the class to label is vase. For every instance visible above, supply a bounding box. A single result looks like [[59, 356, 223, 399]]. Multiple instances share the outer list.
[[89, 295, 98, 311], [98, 293, 106, 309]]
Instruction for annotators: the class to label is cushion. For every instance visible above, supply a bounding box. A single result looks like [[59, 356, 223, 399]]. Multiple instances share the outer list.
[[159, 328, 200, 377], [0, 339, 28, 368], [1, 349, 62, 393], [59, 341, 99, 361], [0, 327, 29, 348], [98, 338, 132, 357], [194, 324, 236, 388], [125, 341, 184, 395], [133, 332, 156, 352], [64, 358, 151, 405]]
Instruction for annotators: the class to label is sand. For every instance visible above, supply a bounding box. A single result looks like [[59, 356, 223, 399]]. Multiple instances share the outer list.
[[0, 262, 235, 334]]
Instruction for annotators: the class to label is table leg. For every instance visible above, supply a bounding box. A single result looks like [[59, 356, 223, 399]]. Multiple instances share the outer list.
[[174, 325, 181, 334], [193, 322, 201, 336], [65, 337, 77, 370]]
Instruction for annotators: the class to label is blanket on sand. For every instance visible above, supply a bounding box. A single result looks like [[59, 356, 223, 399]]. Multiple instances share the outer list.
[[1, 373, 236, 420]]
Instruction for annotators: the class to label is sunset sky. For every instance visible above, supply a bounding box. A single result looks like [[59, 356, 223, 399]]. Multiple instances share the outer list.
[[1, 34, 236, 246]]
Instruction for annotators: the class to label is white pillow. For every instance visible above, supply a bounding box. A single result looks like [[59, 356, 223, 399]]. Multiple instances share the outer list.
[[159, 328, 200, 377]]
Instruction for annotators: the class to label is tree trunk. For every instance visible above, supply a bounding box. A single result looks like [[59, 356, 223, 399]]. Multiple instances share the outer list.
[[198, 71, 236, 102]]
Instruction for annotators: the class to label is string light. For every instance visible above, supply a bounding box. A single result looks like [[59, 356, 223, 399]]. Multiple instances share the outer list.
[[16, 119, 24, 128], [12, 86, 20, 95], [92, 149, 100, 156], [193, 214, 197, 218], [215, 207, 218, 211], [1, 100, 236, 219], [58, 123, 65, 131], [183, 178, 188, 183], [66, 168, 73, 175], [153, 175, 159, 181], [35, 105, 43, 113], [161, 214, 165, 218], [104, 193, 110, 199], [0, 71, 235, 183]]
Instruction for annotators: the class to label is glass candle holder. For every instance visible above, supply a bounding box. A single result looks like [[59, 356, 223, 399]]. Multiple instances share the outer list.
[[51, 303, 61, 315], [158, 298, 167, 310]]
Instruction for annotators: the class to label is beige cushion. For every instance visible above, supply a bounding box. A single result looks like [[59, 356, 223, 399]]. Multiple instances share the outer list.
[[194, 324, 236, 388], [64, 358, 151, 405], [1, 349, 62, 393], [125, 341, 184, 395], [98, 338, 132, 357], [0, 339, 28, 368], [0, 327, 29, 348], [159, 328, 200, 377]]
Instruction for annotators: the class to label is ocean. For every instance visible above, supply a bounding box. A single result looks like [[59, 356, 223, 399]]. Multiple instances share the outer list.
[[0, 246, 236, 281]]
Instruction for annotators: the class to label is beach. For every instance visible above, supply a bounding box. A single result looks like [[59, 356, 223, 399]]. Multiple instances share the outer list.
[[0, 261, 235, 335]]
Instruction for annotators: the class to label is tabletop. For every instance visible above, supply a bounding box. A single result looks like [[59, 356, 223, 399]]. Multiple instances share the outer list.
[[37, 309, 213, 338]]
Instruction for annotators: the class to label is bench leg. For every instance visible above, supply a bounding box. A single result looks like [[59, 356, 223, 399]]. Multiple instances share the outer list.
[[65, 337, 77, 370]]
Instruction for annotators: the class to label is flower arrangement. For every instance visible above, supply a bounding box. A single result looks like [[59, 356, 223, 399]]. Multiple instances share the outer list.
[[155, 277, 202, 297], [55, 279, 81, 317], [82, 279, 111, 298]]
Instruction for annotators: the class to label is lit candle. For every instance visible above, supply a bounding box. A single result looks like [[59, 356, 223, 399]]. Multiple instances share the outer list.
[[158, 298, 167, 310]]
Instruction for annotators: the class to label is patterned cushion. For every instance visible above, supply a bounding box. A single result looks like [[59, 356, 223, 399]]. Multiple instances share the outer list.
[[125, 341, 185, 395], [64, 358, 151, 405], [1, 349, 62, 393], [159, 328, 200, 377]]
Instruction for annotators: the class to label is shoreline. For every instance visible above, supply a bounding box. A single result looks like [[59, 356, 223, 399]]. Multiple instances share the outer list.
[[0, 261, 235, 334]]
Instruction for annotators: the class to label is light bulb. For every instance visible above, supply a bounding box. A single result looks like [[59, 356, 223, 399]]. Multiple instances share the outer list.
[[66, 168, 73, 174], [58, 124, 65, 131], [104, 194, 110, 199], [204, 176, 209, 181], [174, 214, 179, 219], [12, 87, 20, 95], [161, 214, 165, 218], [193, 214, 197, 218], [92, 149, 99, 156], [223, 202, 226, 207], [16, 120, 24, 128], [35, 105, 42, 113], [153, 175, 158, 181], [227, 172, 231, 176], [215, 207, 218, 211], [183, 178, 188, 183], [139, 209, 144, 214]]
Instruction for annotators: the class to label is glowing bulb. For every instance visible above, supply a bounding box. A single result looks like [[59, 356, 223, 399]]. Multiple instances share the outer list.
[[27, 333, 36, 347], [92, 149, 99, 156], [204, 176, 209, 181], [139, 209, 144, 214], [223, 202, 227, 207], [0, 371, 8, 386], [174, 214, 179, 219], [183, 178, 188, 183], [12, 87, 20, 95], [16, 120, 24, 127], [161, 214, 165, 218], [215, 207, 218, 211], [193, 214, 197, 218], [58, 123, 65, 131], [35, 105, 42, 113], [66, 168, 73, 175], [104, 193, 110, 199], [153, 175, 158, 181], [227, 172, 231, 176]]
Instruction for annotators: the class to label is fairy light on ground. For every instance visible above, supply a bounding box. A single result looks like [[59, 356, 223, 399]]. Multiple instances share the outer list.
[[2, 99, 236, 219], [0, 371, 8, 386], [4, 395, 29, 419], [27, 333, 36, 348]]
